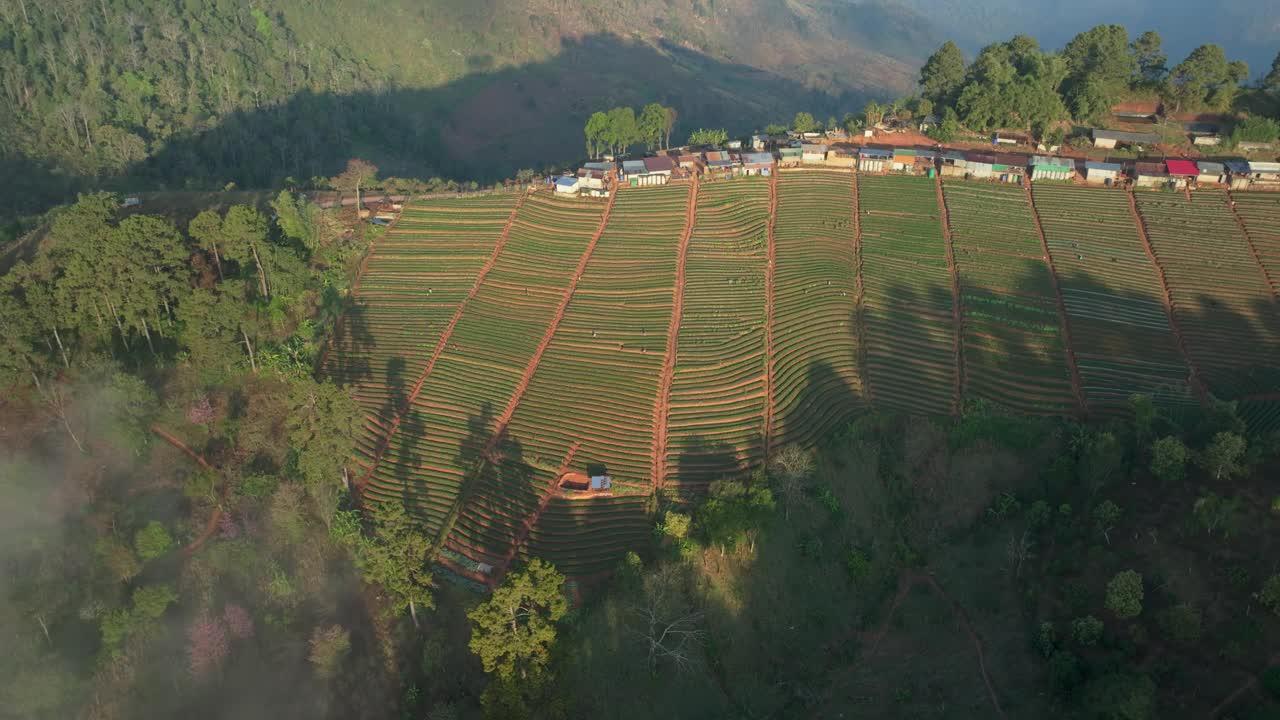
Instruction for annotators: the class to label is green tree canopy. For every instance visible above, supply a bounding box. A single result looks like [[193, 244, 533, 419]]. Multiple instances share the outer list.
[[1105, 570, 1144, 619], [1165, 44, 1248, 112], [355, 501, 435, 625], [792, 112, 818, 133], [1131, 31, 1168, 86], [467, 559, 568, 680], [919, 41, 966, 106]]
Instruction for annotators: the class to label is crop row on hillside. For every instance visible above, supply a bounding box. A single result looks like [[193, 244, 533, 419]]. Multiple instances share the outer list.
[[943, 182, 1076, 415], [771, 170, 865, 443], [1032, 185, 1195, 412], [664, 177, 771, 497], [1134, 190, 1280, 398], [361, 192, 606, 541], [325, 194, 519, 426], [1230, 191, 1280, 298], [858, 174, 956, 416]]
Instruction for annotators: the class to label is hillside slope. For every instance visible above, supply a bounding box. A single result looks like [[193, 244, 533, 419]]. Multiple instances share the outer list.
[[0, 0, 930, 218]]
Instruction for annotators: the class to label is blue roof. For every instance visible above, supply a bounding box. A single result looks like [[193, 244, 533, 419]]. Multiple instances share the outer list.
[[1084, 161, 1122, 172], [583, 161, 614, 171], [1224, 161, 1250, 173], [942, 151, 966, 161], [859, 147, 892, 158], [622, 160, 646, 173], [555, 176, 578, 187]]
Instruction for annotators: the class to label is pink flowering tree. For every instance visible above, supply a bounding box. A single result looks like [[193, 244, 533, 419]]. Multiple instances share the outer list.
[[186, 612, 230, 678], [223, 604, 255, 640]]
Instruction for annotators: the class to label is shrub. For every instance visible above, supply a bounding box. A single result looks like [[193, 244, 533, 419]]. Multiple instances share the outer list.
[[1034, 621, 1058, 658], [1260, 575, 1280, 615], [1262, 666, 1280, 699], [845, 548, 871, 582], [1047, 651, 1083, 697], [1159, 604, 1202, 644], [134, 521, 174, 562], [1071, 615, 1104, 646], [1106, 571, 1144, 619], [1150, 436, 1188, 483]]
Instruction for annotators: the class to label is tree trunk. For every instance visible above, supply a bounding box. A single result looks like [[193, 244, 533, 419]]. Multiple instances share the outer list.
[[106, 297, 130, 350], [36, 614, 50, 646], [18, 0, 29, 25], [409, 599, 420, 629], [60, 409, 85, 454], [52, 327, 69, 368], [140, 317, 156, 356], [342, 466, 350, 491], [241, 327, 257, 372], [210, 241, 224, 280], [250, 243, 269, 298]]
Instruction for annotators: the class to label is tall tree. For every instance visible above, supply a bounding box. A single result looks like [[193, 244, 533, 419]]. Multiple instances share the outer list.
[[1166, 44, 1246, 112], [584, 111, 609, 158], [355, 502, 435, 628], [663, 106, 679, 149], [639, 103, 668, 151], [330, 159, 379, 215], [468, 559, 567, 680], [1061, 25, 1135, 123], [606, 106, 639, 155], [286, 378, 360, 520], [1265, 51, 1280, 93], [219, 206, 272, 299], [793, 112, 818, 133], [919, 40, 966, 106], [1131, 31, 1168, 86]]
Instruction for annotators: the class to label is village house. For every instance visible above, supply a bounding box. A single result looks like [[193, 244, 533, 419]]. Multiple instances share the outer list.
[[741, 152, 775, 176], [576, 168, 607, 194], [1224, 161, 1252, 190], [1249, 161, 1280, 188], [1030, 155, 1074, 182], [963, 152, 997, 179], [554, 175, 581, 195], [825, 147, 857, 168], [858, 147, 892, 173], [584, 161, 616, 174], [1092, 129, 1161, 150], [991, 153, 1029, 183], [938, 151, 967, 178], [1083, 161, 1122, 185], [704, 150, 738, 175], [1195, 161, 1226, 185], [802, 143, 830, 164], [778, 146, 803, 167], [1133, 161, 1168, 188], [1164, 159, 1199, 188], [677, 153, 705, 175]]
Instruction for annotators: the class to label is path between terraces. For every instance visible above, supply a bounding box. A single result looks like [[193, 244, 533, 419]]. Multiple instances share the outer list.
[[934, 175, 966, 416], [851, 168, 873, 408], [652, 179, 699, 491], [485, 188, 618, 455], [1126, 186, 1210, 407], [488, 442, 581, 587], [354, 192, 529, 490], [1225, 189, 1279, 302], [1025, 183, 1088, 417], [762, 171, 779, 455]]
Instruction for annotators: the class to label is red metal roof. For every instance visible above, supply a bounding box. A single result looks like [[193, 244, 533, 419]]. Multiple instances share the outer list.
[[1164, 159, 1198, 176], [643, 156, 677, 172]]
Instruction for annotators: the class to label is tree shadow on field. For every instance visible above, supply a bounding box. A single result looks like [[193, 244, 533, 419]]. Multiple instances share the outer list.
[[671, 435, 746, 503], [445, 404, 537, 568], [321, 301, 375, 389]]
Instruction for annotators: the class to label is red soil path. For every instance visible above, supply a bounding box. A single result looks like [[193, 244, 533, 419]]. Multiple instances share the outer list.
[[355, 192, 530, 490], [934, 176, 966, 416], [1225, 189, 1279, 302], [762, 171, 779, 455], [486, 189, 618, 454], [150, 426, 225, 556], [1025, 183, 1089, 417], [651, 179, 699, 491], [851, 169, 874, 408], [1126, 186, 1210, 407], [488, 442, 581, 587]]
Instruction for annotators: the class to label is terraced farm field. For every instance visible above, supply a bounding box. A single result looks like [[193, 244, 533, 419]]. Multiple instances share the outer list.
[[663, 177, 770, 497], [1133, 189, 1280, 399], [328, 177, 1280, 584], [1032, 184, 1196, 413], [772, 169, 864, 444], [858, 174, 957, 416]]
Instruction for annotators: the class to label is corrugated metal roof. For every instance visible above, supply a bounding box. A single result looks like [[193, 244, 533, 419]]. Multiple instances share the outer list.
[[1032, 155, 1073, 168], [1196, 162, 1225, 174], [644, 156, 677, 172], [779, 147, 802, 156], [965, 152, 997, 165], [742, 152, 775, 164], [1224, 161, 1251, 173], [555, 176, 578, 187], [1085, 161, 1122, 172], [622, 160, 646, 173], [583, 161, 615, 171], [1164, 159, 1198, 176], [942, 151, 966, 161], [859, 147, 892, 158], [1093, 129, 1161, 144], [802, 144, 829, 153], [1249, 161, 1280, 173], [1134, 162, 1167, 175]]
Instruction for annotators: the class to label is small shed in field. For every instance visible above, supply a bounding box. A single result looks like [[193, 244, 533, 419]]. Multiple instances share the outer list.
[[963, 152, 997, 179], [741, 152, 775, 175], [939, 151, 967, 177], [802, 144, 830, 164], [1238, 141, 1275, 153], [1195, 161, 1225, 185], [1164, 159, 1198, 187], [858, 147, 892, 173], [1133, 162, 1168, 188], [1030, 155, 1074, 181], [1092, 129, 1161, 150], [1225, 161, 1252, 190], [1084, 161, 1122, 185], [891, 148, 916, 172], [778, 147, 803, 166]]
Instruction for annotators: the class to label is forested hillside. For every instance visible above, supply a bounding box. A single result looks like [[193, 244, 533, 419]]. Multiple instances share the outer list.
[[0, 0, 932, 222]]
